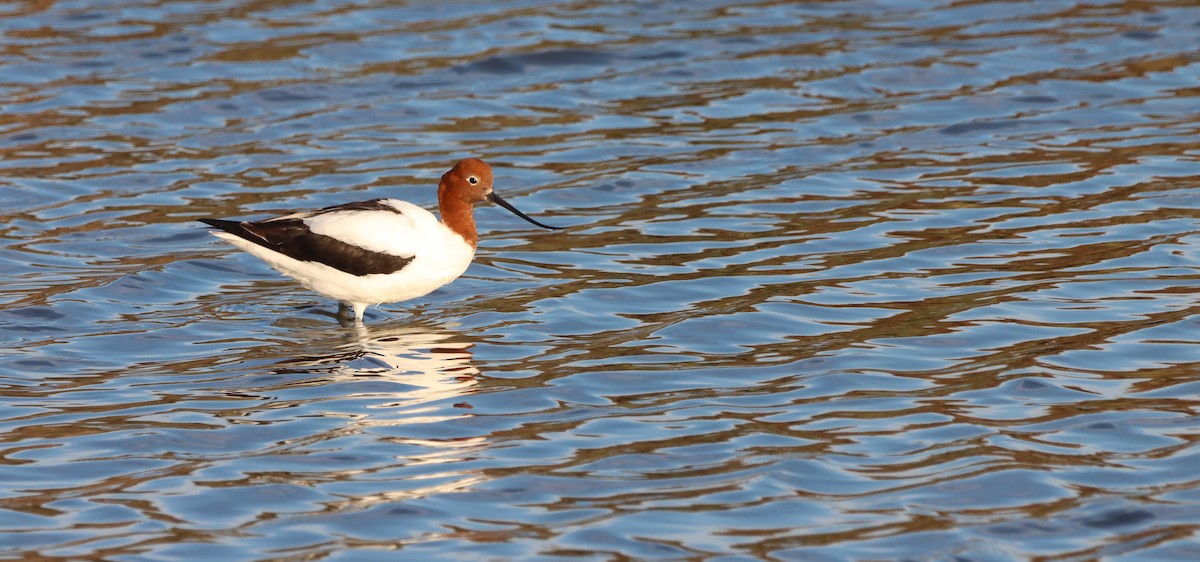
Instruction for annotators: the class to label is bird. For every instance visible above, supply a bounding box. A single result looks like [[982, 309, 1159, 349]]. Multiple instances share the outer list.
[[198, 158, 561, 323]]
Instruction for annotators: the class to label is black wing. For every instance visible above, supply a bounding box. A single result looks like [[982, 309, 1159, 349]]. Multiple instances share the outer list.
[[198, 215, 413, 277]]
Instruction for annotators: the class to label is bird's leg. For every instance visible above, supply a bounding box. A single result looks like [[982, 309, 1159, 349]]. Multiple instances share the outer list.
[[335, 302, 368, 325]]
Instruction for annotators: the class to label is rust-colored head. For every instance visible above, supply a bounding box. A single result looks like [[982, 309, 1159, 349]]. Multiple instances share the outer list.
[[438, 158, 495, 204], [437, 159, 562, 248]]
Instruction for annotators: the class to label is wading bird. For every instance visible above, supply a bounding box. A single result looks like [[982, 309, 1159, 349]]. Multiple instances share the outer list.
[[199, 158, 561, 323]]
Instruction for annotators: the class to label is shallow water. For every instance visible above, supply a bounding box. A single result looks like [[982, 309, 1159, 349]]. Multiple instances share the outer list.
[[2, 0, 1199, 559]]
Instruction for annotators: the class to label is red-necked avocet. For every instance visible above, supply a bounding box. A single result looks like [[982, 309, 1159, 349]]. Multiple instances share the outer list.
[[199, 158, 561, 323]]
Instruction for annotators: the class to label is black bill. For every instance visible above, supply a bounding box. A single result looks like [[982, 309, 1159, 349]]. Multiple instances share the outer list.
[[487, 192, 564, 230]]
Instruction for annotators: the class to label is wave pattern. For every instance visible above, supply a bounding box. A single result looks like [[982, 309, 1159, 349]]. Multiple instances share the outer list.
[[1, 0, 1198, 559]]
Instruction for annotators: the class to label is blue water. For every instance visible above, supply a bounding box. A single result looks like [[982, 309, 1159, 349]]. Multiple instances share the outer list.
[[2, 1, 1199, 559]]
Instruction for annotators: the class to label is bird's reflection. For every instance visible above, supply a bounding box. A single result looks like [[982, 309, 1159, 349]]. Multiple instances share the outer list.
[[270, 320, 479, 419], [275, 320, 490, 502]]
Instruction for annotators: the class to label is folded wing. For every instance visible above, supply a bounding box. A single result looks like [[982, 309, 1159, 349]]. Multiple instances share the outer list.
[[199, 199, 418, 276]]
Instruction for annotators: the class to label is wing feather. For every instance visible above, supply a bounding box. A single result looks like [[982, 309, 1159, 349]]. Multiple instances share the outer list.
[[198, 199, 427, 276]]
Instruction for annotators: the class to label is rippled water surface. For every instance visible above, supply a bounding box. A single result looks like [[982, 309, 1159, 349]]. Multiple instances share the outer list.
[[2, 0, 1199, 559]]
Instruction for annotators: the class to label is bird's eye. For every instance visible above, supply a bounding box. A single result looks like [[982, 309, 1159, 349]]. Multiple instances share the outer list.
[[468, 176, 479, 185]]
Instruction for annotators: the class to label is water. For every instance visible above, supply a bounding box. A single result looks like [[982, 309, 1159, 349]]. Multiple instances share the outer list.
[[2, 0, 1199, 559]]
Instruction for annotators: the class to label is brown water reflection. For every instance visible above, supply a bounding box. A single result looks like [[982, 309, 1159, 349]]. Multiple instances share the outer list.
[[2, 0, 1199, 559]]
